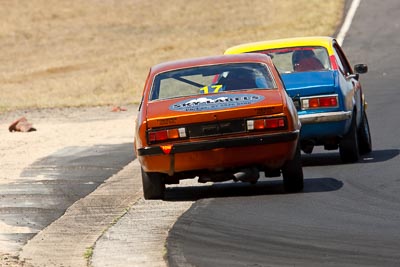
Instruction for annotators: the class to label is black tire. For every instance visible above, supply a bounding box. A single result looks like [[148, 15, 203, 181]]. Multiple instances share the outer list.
[[358, 111, 372, 154], [339, 113, 360, 163], [282, 145, 304, 193], [141, 168, 166, 200]]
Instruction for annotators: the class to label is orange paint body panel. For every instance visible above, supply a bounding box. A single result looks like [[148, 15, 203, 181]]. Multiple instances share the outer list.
[[140, 138, 297, 174], [135, 53, 301, 181]]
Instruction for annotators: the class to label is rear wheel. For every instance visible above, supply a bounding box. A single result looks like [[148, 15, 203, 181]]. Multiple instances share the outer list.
[[282, 145, 304, 193], [339, 113, 360, 163], [358, 111, 372, 154], [141, 168, 166, 200]]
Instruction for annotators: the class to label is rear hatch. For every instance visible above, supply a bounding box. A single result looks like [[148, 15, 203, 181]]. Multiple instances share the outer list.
[[281, 71, 338, 97]]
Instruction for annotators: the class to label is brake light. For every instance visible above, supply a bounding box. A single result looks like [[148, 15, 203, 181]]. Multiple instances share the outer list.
[[148, 127, 187, 143], [265, 118, 285, 128], [319, 97, 338, 107], [301, 95, 338, 109], [247, 117, 286, 131]]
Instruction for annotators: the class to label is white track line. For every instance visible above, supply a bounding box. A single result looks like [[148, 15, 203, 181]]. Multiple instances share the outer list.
[[336, 0, 362, 45]]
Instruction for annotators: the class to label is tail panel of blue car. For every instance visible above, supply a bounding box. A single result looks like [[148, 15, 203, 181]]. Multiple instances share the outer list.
[[300, 121, 349, 141]]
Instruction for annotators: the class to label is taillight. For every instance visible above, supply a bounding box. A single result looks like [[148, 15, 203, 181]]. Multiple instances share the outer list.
[[301, 95, 338, 110], [148, 127, 187, 143], [247, 117, 286, 131]]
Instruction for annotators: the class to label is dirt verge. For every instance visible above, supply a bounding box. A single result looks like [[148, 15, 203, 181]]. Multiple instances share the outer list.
[[0, 106, 137, 266]]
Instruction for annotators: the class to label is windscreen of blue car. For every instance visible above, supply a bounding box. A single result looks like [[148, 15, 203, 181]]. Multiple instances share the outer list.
[[250, 46, 331, 74], [150, 63, 276, 101]]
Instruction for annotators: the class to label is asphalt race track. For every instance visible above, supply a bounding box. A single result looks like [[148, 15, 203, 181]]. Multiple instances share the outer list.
[[167, 1, 400, 266], [0, 143, 133, 253]]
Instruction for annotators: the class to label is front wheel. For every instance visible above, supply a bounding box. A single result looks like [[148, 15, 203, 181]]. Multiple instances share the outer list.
[[358, 111, 372, 154], [282, 145, 304, 193], [339, 113, 360, 163], [141, 168, 166, 200]]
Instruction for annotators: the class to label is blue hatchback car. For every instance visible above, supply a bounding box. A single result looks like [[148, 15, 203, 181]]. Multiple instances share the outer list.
[[225, 36, 371, 163]]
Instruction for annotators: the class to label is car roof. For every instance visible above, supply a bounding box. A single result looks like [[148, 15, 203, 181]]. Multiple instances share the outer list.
[[149, 53, 274, 74], [225, 36, 336, 55]]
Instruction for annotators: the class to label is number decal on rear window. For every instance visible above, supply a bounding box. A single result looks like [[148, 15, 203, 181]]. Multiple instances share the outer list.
[[200, 84, 224, 94]]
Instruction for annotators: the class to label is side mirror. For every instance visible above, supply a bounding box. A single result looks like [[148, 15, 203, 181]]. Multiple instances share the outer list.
[[354, 64, 368, 74]]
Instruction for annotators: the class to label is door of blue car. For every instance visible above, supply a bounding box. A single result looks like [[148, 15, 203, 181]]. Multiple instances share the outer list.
[[332, 41, 363, 127]]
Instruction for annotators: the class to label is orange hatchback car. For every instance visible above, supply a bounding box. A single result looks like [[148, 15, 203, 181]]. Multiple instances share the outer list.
[[134, 53, 303, 199]]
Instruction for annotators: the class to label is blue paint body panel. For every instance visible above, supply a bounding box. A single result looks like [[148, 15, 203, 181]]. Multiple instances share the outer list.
[[300, 121, 349, 141], [280, 70, 352, 141]]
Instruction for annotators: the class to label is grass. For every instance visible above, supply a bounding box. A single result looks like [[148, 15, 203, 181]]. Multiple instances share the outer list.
[[0, 0, 344, 113], [84, 246, 93, 263], [82, 206, 131, 266]]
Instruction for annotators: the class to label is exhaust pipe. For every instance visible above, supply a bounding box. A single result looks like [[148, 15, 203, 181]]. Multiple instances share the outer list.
[[233, 168, 260, 183], [198, 168, 260, 183]]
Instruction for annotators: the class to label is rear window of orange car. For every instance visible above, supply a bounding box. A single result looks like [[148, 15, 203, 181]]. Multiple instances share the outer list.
[[251, 46, 330, 74], [149, 63, 276, 101]]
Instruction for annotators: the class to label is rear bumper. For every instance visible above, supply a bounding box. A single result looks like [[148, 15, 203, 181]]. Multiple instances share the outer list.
[[138, 131, 299, 174], [137, 131, 299, 156], [299, 111, 352, 124]]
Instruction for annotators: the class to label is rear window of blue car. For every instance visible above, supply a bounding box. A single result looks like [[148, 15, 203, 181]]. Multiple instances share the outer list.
[[150, 63, 276, 101], [252, 46, 330, 74]]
